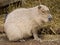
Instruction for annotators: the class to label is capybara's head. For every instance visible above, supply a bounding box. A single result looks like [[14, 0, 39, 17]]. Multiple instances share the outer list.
[[38, 5, 52, 23]]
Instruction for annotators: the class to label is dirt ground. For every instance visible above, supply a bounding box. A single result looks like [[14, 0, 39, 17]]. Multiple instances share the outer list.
[[0, 40, 60, 45]]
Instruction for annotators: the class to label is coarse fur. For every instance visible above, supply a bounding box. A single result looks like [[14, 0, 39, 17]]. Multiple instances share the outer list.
[[4, 4, 52, 41]]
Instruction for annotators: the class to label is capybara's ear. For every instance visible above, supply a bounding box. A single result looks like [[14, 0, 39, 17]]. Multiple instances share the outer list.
[[38, 5, 41, 9]]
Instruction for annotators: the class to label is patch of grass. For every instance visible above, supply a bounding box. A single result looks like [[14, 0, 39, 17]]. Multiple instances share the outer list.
[[0, 14, 4, 26]]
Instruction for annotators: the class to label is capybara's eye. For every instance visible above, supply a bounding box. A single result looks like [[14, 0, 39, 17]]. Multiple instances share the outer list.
[[42, 10, 45, 13]]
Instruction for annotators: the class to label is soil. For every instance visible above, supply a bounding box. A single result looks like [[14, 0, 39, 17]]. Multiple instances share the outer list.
[[0, 40, 60, 45]]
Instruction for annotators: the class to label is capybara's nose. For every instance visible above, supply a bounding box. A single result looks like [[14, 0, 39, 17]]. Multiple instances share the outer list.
[[48, 15, 52, 21]]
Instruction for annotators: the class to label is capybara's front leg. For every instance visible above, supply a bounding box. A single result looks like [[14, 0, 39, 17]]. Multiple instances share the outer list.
[[32, 27, 42, 42]]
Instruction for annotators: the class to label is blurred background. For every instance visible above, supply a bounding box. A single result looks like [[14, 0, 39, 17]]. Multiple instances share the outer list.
[[0, 0, 60, 34]]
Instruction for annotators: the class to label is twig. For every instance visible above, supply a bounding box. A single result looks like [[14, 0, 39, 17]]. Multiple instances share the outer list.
[[50, 27, 56, 35]]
